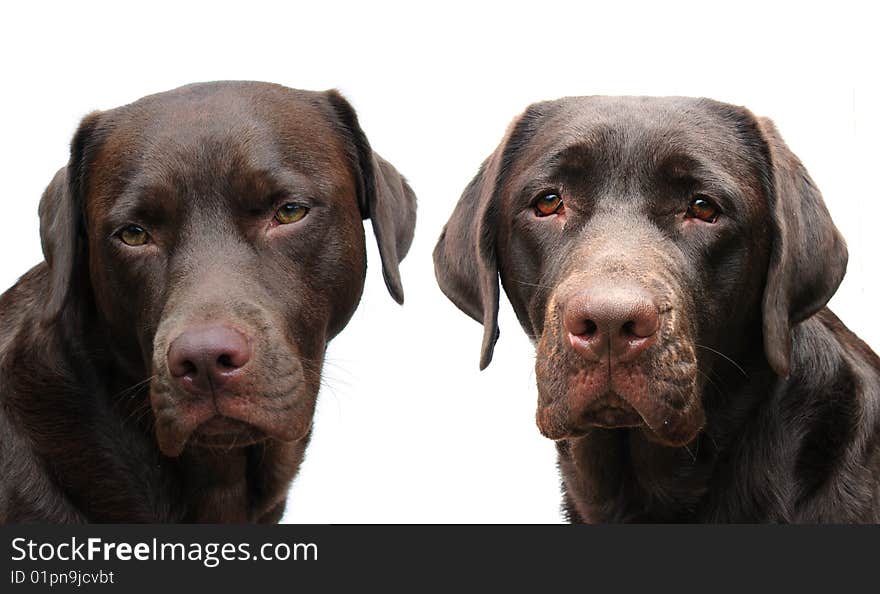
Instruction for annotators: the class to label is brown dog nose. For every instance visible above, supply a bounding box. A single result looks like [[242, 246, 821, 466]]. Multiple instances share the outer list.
[[563, 283, 660, 363], [167, 326, 252, 396]]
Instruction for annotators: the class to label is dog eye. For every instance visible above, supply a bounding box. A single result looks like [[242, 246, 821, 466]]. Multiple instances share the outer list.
[[118, 225, 150, 246], [534, 192, 564, 217], [275, 203, 309, 225], [685, 196, 719, 223]]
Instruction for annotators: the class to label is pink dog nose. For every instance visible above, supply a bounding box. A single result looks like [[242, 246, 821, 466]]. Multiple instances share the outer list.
[[563, 282, 660, 363], [167, 325, 252, 396]]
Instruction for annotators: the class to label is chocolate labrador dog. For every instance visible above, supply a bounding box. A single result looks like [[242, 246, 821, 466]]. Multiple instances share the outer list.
[[434, 96, 880, 522], [0, 81, 416, 523]]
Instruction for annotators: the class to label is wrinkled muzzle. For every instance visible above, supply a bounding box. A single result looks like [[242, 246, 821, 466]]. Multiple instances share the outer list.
[[534, 264, 706, 447], [149, 297, 318, 457]]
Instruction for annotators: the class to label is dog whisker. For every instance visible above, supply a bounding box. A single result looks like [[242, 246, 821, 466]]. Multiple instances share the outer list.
[[695, 344, 748, 378]]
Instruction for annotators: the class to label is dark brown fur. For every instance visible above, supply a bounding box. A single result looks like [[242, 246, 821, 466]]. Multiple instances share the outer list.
[[434, 96, 880, 522], [0, 81, 416, 523]]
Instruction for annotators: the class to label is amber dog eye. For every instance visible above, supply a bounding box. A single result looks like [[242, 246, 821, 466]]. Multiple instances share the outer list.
[[275, 203, 309, 224], [118, 225, 150, 246], [686, 196, 720, 223], [534, 192, 564, 217]]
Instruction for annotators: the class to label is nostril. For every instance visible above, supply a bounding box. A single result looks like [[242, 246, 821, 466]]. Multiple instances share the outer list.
[[628, 309, 661, 339], [181, 360, 197, 377], [217, 354, 236, 369], [169, 354, 199, 379], [582, 319, 598, 336]]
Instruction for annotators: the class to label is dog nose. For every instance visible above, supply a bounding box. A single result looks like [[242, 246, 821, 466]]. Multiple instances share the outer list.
[[167, 326, 252, 396], [563, 283, 660, 362]]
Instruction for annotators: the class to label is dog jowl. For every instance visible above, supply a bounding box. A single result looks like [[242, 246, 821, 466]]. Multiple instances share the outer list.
[[434, 96, 880, 522], [0, 81, 416, 523]]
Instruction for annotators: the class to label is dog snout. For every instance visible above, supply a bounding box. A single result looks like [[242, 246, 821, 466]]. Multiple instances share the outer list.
[[167, 325, 252, 396], [563, 282, 660, 363]]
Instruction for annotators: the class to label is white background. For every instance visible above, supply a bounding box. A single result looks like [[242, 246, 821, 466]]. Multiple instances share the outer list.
[[1, 1, 877, 523]]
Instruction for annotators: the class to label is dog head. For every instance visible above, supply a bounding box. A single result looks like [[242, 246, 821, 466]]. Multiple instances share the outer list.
[[434, 96, 845, 446], [38, 81, 416, 456]]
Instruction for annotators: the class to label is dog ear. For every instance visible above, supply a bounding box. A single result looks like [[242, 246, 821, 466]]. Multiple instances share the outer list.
[[757, 117, 848, 378], [433, 113, 531, 370], [324, 90, 417, 304], [39, 111, 106, 324]]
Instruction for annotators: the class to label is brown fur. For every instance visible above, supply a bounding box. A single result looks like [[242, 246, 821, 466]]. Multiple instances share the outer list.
[[435, 96, 880, 522], [0, 81, 416, 523]]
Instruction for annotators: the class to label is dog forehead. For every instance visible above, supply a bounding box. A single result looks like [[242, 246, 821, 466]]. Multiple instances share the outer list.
[[529, 96, 745, 160], [118, 82, 344, 152], [504, 96, 762, 198], [87, 82, 353, 211], [557, 96, 732, 130]]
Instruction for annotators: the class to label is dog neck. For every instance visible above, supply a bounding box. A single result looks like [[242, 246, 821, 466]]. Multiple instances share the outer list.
[[177, 440, 307, 523], [558, 349, 779, 523], [558, 429, 715, 522]]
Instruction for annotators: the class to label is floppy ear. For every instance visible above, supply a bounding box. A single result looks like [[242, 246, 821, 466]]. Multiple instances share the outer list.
[[324, 90, 417, 304], [433, 114, 529, 370], [39, 111, 105, 324], [757, 116, 848, 378]]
